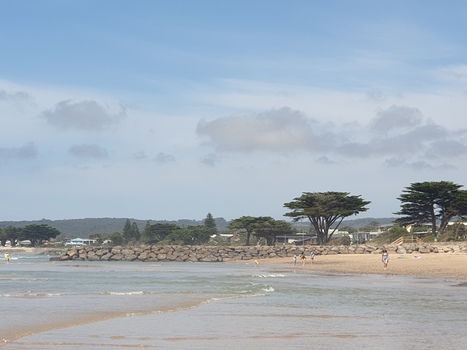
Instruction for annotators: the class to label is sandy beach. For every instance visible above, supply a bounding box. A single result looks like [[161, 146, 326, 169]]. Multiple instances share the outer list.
[[258, 252, 467, 278], [2, 246, 465, 278]]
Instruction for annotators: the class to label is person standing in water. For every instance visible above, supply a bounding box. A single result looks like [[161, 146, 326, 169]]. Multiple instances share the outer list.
[[300, 253, 306, 266], [381, 249, 389, 270], [4, 252, 9, 263], [310, 250, 315, 264]]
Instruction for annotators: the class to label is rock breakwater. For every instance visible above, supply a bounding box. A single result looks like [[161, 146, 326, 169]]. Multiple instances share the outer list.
[[56, 243, 467, 262]]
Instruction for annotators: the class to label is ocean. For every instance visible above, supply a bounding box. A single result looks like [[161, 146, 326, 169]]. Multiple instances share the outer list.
[[1, 251, 466, 349]]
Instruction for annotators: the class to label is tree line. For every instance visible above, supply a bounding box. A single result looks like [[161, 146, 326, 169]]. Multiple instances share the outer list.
[[0, 224, 61, 247], [2, 181, 467, 247], [88, 213, 220, 246]]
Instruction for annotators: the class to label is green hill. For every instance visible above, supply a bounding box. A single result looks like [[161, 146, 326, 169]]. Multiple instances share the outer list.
[[0, 217, 395, 238]]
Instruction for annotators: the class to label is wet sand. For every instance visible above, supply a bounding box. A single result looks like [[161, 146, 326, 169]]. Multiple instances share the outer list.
[[256, 252, 467, 278]]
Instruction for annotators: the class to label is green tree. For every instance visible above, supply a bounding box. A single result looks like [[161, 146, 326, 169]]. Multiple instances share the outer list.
[[251, 217, 293, 246], [20, 224, 61, 246], [394, 181, 467, 239], [229, 216, 272, 246], [122, 219, 133, 244], [142, 223, 180, 244], [284, 191, 371, 245], [166, 225, 212, 245], [204, 213, 217, 231], [3, 226, 22, 246], [131, 222, 141, 242], [0, 228, 6, 246], [109, 231, 124, 246], [122, 219, 140, 244], [452, 190, 467, 220]]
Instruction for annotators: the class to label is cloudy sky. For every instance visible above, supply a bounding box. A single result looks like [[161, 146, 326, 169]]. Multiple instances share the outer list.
[[1, 1, 466, 222]]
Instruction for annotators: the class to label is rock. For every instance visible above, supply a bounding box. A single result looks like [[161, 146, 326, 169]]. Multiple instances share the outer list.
[[59, 242, 466, 263], [396, 247, 407, 254]]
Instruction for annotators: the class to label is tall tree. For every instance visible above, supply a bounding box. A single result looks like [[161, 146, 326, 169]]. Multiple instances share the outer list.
[[284, 192, 371, 244], [204, 213, 217, 232], [141, 223, 180, 244], [122, 219, 133, 244], [20, 224, 61, 246], [1, 226, 22, 246], [122, 219, 140, 244], [252, 218, 293, 246], [395, 181, 465, 239], [0, 228, 6, 246], [452, 189, 467, 220], [167, 225, 212, 245], [131, 222, 141, 242], [229, 216, 271, 246]]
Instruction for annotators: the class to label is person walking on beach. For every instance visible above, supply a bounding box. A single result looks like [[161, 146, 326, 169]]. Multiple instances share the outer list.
[[310, 250, 315, 264], [381, 249, 389, 270], [4, 252, 9, 263], [300, 253, 306, 266], [293, 254, 297, 266]]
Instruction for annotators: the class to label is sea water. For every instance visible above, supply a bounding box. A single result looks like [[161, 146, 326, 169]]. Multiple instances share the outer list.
[[1, 252, 466, 349]]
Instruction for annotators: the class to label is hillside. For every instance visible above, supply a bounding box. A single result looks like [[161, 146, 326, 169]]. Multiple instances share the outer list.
[[0, 216, 396, 238]]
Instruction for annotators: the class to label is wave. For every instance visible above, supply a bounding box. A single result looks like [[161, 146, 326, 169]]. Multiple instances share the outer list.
[[102, 291, 148, 296], [1, 292, 63, 298], [253, 274, 286, 278]]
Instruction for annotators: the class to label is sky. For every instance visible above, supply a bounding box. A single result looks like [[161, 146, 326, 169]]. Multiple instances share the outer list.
[[1, 0, 467, 222]]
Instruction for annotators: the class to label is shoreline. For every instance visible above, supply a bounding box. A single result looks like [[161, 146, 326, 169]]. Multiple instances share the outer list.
[[255, 253, 467, 278], [2, 246, 466, 279]]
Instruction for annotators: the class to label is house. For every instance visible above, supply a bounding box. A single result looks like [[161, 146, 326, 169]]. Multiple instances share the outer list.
[[276, 233, 316, 245], [64, 238, 97, 247]]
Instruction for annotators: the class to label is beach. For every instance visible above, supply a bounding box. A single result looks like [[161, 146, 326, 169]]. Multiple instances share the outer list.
[[2, 246, 467, 277], [257, 252, 467, 278]]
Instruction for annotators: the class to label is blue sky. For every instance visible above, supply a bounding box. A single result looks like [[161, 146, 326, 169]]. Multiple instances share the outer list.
[[1, 1, 466, 222]]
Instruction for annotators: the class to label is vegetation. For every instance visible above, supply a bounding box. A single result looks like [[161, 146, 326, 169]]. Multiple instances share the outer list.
[[141, 222, 181, 244], [284, 192, 371, 245], [437, 223, 467, 242], [204, 213, 217, 232], [0, 217, 229, 237], [395, 181, 467, 240], [228, 216, 272, 246], [369, 226, 408, 245], [0, 224, 60, 247], [2, 180, 467, 247], [122, 219, 141, 244], [329, 235, 351, 246], [251, 218, 293, 246]]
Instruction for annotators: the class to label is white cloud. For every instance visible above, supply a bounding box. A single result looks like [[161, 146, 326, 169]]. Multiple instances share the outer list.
[[197, 107, 317, 152], [383, 157, 457, 171], [0, 89, 34, 105], [42, 100, 126, 131], [370, 105, 423, 132], [154, 152, 176, 164], [132, 150, 148, 160], [0, 142, 38, 163], [200, 153, 220, 166], [68, 144, 108, 158], [196, 103, 467, 171]]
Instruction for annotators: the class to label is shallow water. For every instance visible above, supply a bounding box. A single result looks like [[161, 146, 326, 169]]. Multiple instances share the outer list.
[[1, 253, 466, 349]]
